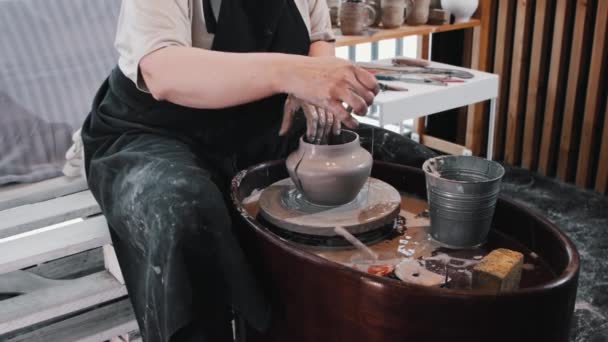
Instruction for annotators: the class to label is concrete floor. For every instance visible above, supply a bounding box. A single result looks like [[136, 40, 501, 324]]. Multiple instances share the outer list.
[[500, 166, 608, 342]]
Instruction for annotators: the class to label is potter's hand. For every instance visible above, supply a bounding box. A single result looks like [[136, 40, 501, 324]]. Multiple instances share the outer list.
[[280, 95, 342, 143], [282, 57, 379, 125]]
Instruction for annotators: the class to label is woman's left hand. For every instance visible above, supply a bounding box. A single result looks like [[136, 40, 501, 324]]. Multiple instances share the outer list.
[[280, 94, 343, 144]]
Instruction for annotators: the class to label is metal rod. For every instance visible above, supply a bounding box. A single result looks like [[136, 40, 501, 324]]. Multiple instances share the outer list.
[[348, 45, 356, 61], [487, 98, 497, 160], [427, 33, 433, 60], [371, 41, 379, 61], [395, 38, 404, 56]]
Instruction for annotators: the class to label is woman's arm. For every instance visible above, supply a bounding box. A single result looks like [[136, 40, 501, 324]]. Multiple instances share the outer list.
[[308, 40, 335, 57], [279, 40, 349, 142], [140, 46, 377, 118]]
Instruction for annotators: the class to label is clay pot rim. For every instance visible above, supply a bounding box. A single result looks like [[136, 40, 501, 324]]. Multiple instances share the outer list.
[[423, 155, 506, 184], [299, 130, 360, 152], [231, 160, 580, 298]]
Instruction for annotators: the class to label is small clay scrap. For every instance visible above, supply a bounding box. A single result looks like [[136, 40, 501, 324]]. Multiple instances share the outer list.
[[395, 259, 446, 287], [367, 264, 394, 276], [472, 248, 524, 293]]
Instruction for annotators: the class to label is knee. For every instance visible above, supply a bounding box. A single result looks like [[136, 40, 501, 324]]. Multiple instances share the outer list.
[[149, 173, 232, 238]]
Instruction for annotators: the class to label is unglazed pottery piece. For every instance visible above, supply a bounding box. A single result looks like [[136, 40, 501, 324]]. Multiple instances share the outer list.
[[366, 0, 383, 26], [405, 0, 430, 25], [395, 259, 446, 286], [440, 0, 478, 23], [286, 130, 373, 206], [340, 1, 377, 35], [381, 0, 405, 28], [327, 0, 341, 26], [430, 0, 442, 9], [258, 177, 400, 236]]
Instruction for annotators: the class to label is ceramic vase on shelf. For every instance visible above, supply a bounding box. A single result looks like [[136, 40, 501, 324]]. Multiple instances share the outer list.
[[367, 0, 383, 26], [381, 0, 405, 29], [440, 0, 478, 23], [405, 0, 430, 25], [430, 0, 441, 9], [340, 0, 377, 35], [286, 131, 373, 206], [327, 0, 341, 27]]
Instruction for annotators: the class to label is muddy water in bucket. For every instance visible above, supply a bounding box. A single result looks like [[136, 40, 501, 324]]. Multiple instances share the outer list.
[[423, 156, 505, 248]]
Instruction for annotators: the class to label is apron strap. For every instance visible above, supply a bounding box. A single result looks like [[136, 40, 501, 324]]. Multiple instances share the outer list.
[[202, 0, 218, 33]]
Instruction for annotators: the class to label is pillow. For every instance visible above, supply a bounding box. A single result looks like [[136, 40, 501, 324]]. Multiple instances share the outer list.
[[0, 0, 121, 185], [0, 92, 73, 185]]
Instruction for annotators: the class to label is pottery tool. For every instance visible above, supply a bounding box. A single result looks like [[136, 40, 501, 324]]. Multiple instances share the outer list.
[[358, 62, 475, 79], [379, 82, 409, 92], [429, 76, 465, 83], [392, 56, 430, 67], [334, 226, 378, 261], [342, 82, 407, 125], [375, 74, 448, 86]]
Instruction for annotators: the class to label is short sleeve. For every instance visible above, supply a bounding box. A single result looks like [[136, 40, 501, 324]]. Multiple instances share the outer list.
[[115, 0, 193, 91], [308, 0, 335, 42]]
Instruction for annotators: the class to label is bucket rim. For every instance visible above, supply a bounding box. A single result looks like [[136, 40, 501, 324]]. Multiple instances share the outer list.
[[422, 155, 506, 184]]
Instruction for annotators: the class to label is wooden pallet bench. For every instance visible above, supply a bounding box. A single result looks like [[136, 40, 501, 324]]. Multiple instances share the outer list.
[[0, 176, 139, 341]]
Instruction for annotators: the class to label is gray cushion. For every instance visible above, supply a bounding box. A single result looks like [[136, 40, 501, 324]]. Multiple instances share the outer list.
[[0, 0, 121, 185], [0, 92, 72, 184]]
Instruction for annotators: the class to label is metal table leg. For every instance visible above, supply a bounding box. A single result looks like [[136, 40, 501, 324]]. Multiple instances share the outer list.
[[371, 41, 379, 60], [395, 38, 404, 56], [487, 97, 497, 160], [348, 45, 356, 61]]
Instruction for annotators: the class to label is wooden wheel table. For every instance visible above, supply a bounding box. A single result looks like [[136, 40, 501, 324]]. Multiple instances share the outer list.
[[230, 161, 579, 342]]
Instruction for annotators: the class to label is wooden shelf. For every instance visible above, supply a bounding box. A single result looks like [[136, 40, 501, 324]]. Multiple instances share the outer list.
[[335, 19, 481, 47]]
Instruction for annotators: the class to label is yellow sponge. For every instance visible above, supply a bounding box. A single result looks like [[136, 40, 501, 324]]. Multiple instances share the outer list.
[[472, 248, 524, 293]]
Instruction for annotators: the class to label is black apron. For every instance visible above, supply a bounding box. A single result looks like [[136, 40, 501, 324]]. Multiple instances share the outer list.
[[82, 1, 310, 341]]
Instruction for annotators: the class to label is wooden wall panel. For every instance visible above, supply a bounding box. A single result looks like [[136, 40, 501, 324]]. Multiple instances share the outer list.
[[575, 0, 608, 187], [413, 34, 431, 137], [538, 0, 574, 176], [490, 0, 516, 161], [504, 0, 534, 165], [556, 0, 595, 182], [521, 0, 553, 170], [474, 0, 607, 193], [595, 98, 608, 193], [466, 0, 496, 155]]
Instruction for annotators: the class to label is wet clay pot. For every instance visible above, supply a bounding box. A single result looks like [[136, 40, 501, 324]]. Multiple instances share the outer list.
[[286, 130, 372, 206]]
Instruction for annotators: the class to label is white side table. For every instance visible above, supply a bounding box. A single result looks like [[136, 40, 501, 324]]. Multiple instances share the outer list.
[[366, 60, 499, 159]]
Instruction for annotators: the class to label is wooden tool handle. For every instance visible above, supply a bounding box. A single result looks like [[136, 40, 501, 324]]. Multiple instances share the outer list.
[[392, 57, 430, 67]]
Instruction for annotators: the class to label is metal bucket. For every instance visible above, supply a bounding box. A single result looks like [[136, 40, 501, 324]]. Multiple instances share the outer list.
[[422, 156, 505, 248]]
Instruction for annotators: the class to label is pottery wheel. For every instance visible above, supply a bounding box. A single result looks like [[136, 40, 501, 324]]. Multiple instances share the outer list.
[[259, 177, 401, 237]]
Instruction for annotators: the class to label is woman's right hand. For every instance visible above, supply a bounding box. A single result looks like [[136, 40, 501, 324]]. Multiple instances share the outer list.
[[281, 56, 380, 128]]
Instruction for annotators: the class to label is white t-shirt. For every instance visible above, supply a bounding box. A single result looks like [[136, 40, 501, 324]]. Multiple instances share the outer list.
[[114, 0, 335, 90]]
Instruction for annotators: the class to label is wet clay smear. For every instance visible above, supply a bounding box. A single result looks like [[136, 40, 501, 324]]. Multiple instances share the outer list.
[[242, 189, 557, 290]]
